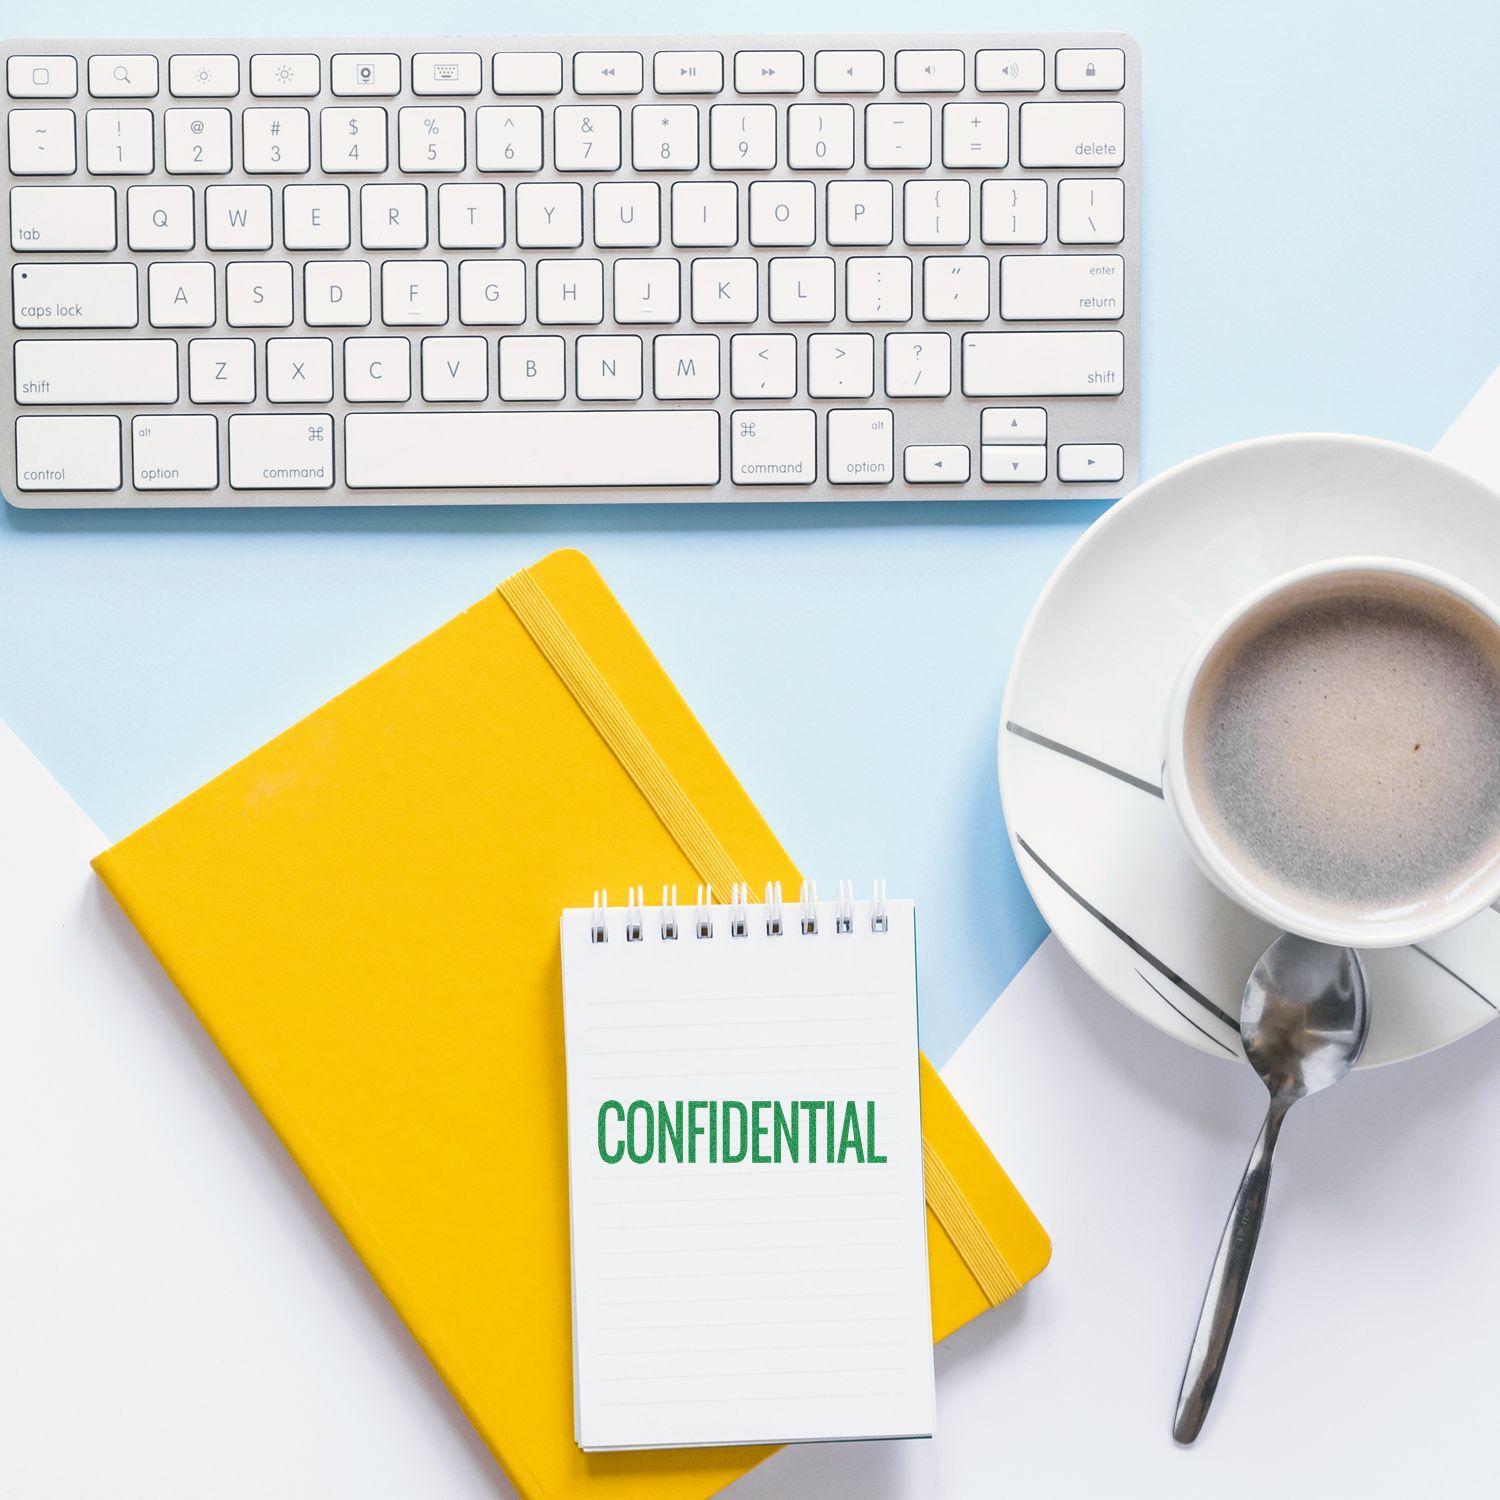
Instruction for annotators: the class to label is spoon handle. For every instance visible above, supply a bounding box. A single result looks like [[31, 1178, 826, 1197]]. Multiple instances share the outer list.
[[1172, 1099, 1289, 1444]]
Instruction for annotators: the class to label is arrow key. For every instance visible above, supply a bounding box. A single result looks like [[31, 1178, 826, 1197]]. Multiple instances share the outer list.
[[814, 50, 884, 93], [1058, 443, 1124, 482], [981, 406, 1047, 444], [981, 445, 1047, 484], [904, 445, 970, 484]]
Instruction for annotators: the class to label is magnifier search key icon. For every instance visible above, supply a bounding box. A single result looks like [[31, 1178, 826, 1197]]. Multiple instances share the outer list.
[[90, 54, 158, 96], [113, 65, 131, 83]]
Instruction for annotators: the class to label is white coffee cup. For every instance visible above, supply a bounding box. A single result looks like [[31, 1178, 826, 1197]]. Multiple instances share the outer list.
[[1163, 555, 1500, 948]]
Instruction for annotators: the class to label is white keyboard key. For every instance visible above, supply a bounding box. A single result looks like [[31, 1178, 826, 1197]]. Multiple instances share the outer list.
[[412, 53, 482, 97], [9, 56, 78, 99], [975, 49, 1044, 92], [885, 332, 950, 397], [283, 183, 351, 249], [304, 260, 371, 325], [903, 444, 968, 483], [555, 106, 621, 172], [1058, 177, 1125, 244], [250, 54, 320, 97], [731, 333, 797, 397], [226, 260, 294, 326], [15, 338, 177, 404], [845, 256, 912, 322], [826, 181, 893, 246], [11, 184, 116, 250], [132, 414, 218, 490], [148, 262, 215, 326], [1058, 442, 1125, 481], [536, 257, 604, 324], [1056, 49, 1126, 92], [86, 108, 154, 173], [421, 335, 489, 400], [88, 56, 158, 99], [458, 259, 526, 325], [1019, 101, 1126, 168], [493, 52, 563, 96], [788, 104, 854, 170], [655, 52, 723, 94], [828, 407, 894, 483], [903, 181, 970, 245], [923, 255, 990, 321], [808, 333, 874, 398], [982, 445, 1047, 482], [361, 183, 427, 248], [734, 52, 804, 94], [596, 182, 661, 247], [243, 106, 310, 173], [653, 334, 720, 398], [344, 337, 410, 401], [9, 108, 76, 174], [127, 184, 192, 249], [981, 179, 1047, 244], [814, 51, 883, 94], [344, 410, 720, 488], [11, 263, 136, 328], [228, 413, 335, 490], [865, 105, 931, 169], [613, 258, 680, 323], [498, 335, 566, 399], [709, 105, 777, 170], [400, 106, 466, 172], [731, 409, 815, 485], [189, 338, 255, 403], [169, 55, 240, 99], [749, 181, 815, 246], [574, 52, 643, 95], [16, 415, 120, 491], [769, 256, 834, 322], [632, 105, 699, 171], [962, 330, 1126, 395], [666, 181, 737, 251], [205, 184, 273, 249], [515, 182, 583, 247], [321, 107, 388, 172], [576, 334, 643, 400], [476, 107, 543, 171], [895, 50, 964, 93], [331, 54, 401, 97], [982, 406, 1047, 443], [164, 108, 231, 173], [942, 103, 1008, 169], [438, 182, 505, 248], [1001, 254, 1124, 320], [380, 260, 447, 325]]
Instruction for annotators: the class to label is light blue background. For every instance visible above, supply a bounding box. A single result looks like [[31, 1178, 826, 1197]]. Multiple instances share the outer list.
[[3, 0, 1496, 1063]]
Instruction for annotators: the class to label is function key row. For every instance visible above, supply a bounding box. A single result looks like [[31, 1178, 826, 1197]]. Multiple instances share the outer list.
[[7, 48, 1127, 101]]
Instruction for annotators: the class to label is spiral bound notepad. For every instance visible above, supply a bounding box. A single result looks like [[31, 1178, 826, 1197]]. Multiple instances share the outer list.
[[559, 882, 935, 1453]]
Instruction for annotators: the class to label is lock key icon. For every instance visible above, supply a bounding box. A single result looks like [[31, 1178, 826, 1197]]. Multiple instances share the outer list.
[[1085, 61, 1097, 78]]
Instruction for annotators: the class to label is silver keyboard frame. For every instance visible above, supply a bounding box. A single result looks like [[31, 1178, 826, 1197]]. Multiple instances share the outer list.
[[2, 32, 1140, 509]]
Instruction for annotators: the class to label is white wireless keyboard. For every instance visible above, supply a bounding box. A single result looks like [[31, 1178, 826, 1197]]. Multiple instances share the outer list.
[[3, 34, 1139, 508]]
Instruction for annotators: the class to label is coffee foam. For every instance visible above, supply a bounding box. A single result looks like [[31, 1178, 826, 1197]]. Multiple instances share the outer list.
[[1184, 572, 1500, 926]]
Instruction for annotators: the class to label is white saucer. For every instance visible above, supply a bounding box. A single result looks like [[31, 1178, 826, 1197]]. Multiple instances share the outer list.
[[999, 433, 1500, 1066]]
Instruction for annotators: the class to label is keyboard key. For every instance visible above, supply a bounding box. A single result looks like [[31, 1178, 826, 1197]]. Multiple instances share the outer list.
[[865, 105, 931, 169], [284, 184, 351, 249], [11, 262, 136, 327], [814, 51, 883, 94], [361, 183, 427, 248], [9, 109, 76, 174], [653, 334, 720, 398], [576, 334, 643, 399], [1000, 253, 1124, 320], [344, 410, 721, 487], [1057, 442, 1124, 481], [169, 55, 240, 98], [228, 413, 335, 489], [555, 106, 621, 172], [709, 105, 777, 169], [788, 104, 855, 170], [734, 52, 803, 94], [493, 52, 564, 95], [923, 256, 990, 321], [846, 256, 912, 321], [827, 408, 894, 483], [613, 258, 680, 322], [975, 49, 1044, 92], [476, 106, 543, 171], [87, 56, 159, 99], [331, 54, 401, 96], [903, 444, 969, 482], [961, 330, 1126, 395], [749, 181, 815, 246], [226, 260, 294, 326], [147, 262, 214, 326], [15, 415, 120, 491], [304, 260, 370, 324], [942, 103, 1007, 169], [1019, 101, 1126, 168], [321, 107, 388, 173], [768, 253, 834, 322], [691, 258, 757, 322], [731, 409, 815, 484], [412, 53, 482, 96], [250, 54, 321, 97], [206, 185, 273, 249], [243, 107, 311, 174], [499, 335, 565, 398], [885, 332, 950, 396], [668, 182, 731, 247], [515, 182, 583, 247], [86, 108, 154, 173], [421, 334, 490, 400], [904, 181, 970, 245], [132, 413, 218, 489], [1058, 177, 1125, 243], [631, 105, 699, 171], [895, 50, 964, 93], [982, 406, 1046, 443], [437, 183, 505, 248], [827, 182, 893, 246], [537, 258, 604, 324], [267, 336, 334, 401], [189, 338, 256, 402], [11, 184, 116, 250], [731, 334, 797, 397], [980, 179, 1047, 244], [1055, 49, 1126, 91], [344, 337, 411, 400], [982, 445, 1047, 482], [379, 260, 447, 323], [127, 183, 193, 249], [574, 52, 643, 95], [807, 333, 874, 398], [164, 108, 232, 173], [654, 51, 723, 94], [400, 106, 466, 172], [9, 56, 78, 99], [15, 338, 178, 403]]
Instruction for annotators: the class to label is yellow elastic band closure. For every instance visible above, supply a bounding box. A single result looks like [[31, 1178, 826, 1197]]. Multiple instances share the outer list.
[[923, 1138, 1021, 1306], [499, 567, 749, 897]]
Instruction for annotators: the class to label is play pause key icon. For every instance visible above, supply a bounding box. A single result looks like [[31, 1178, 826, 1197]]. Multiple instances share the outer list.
[[654, 51, 723, 93]]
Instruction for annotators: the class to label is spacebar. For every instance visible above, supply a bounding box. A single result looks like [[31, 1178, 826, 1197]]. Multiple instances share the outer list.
[[344, 411, 721, 489]]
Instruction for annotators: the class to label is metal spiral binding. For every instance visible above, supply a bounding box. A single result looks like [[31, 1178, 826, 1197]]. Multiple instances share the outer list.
[[589, 880, 891, 941], [659, 884, 679, 940]]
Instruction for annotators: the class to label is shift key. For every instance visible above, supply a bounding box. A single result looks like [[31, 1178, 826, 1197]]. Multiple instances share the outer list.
[[962, 331, 1124, 396], [228, 414, 335, 490], [15, 339, 176, 403]]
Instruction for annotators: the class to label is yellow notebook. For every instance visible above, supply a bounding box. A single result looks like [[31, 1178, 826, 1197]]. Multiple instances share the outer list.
[[93, 549, 1048, 1499]]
